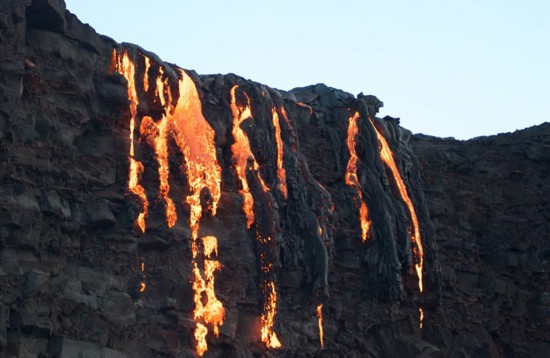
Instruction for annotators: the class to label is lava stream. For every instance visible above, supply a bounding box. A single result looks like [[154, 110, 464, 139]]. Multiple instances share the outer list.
[[139, 116, 177, 227], [317, 304, 324, 348], [271, 107, 288, 199], [114, 49, 148, 233], [261, 281, 282, 349], [229, 85, 269, 228], [369, 117, 424, 292], [419, 307, 424, 329], [344, 111, 372, 242], [168, 69, 224, 355]]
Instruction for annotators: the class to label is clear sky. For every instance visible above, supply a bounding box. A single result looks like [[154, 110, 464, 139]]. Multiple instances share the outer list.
[[65, 0, 550, 139]]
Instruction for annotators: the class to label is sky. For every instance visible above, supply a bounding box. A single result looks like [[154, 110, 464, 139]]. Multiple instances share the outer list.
[[65, 0, 550, 139]]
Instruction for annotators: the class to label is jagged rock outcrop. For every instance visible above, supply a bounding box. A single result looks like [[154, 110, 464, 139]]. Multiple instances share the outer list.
[[0, 0, 547, 357]]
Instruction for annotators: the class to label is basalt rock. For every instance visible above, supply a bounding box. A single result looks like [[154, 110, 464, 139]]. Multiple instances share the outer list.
[[0, 0, 548, 357]]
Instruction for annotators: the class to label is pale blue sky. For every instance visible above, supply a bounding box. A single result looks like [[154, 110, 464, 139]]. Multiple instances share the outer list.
[[65, 0, 550, 139]]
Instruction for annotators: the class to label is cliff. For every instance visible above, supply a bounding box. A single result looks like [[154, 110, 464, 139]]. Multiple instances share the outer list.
[[0, 0, 547, 357]]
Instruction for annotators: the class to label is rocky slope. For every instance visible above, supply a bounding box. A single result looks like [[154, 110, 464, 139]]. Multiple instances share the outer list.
[[0, 0, 548, 357]]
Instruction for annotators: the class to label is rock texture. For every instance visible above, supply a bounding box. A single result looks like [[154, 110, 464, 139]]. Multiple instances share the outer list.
[[412, 125, 550, 357], [0, 0, 548, 357]]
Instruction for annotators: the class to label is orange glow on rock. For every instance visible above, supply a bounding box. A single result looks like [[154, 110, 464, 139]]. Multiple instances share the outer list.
[[229, 85, 269, 228], [143, 55, 151, 92], [271, 107, 288, 199], [139, 260, 146, 292], [261, 281, 282, 349], [114, 50, 225, 356], [140, 116, 177, 228], [317, 304, 324, 348], [166, 69, 224, 354], [194, 322, 208, 357], [297, 101, 313, 115], [193, 236, 225, 346], [370, 117, 424, 293], [171, 69, 222, 234], [114, 49, 149, 233], [344, 111, 371, 242]]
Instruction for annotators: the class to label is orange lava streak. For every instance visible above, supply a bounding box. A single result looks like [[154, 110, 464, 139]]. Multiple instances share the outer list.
[[261, 281, 282, 349], [171, 69, 222, 234], [167, 69, 223, 355], [193, 237, 225, 347], [114, 49, 148, 233], [140, 116, 177, 228], [139, 261, 146, 292], [143, 56, 151, 92], [297, 101, 313, 114], [370, 117, 424, 292], [317, 304, 324, 348], [229, 85, 269, 228], [344, 111, 371, 242], [271, 108, 288, 199], [194, 323, 208, 357], [419, 307, 424, 329]]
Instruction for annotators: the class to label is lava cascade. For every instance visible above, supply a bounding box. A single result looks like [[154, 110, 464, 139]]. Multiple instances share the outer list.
[[317, 304, 324, 348], [345, 111, 372, 242], [114, 49, 224, 356], [369, 117, 424, 292], [230, 86, 282, 349]]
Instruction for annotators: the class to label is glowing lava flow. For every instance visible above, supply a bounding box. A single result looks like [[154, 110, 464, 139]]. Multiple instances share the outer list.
[[139, 261, 146, 292], [230, 86, 282, 349], [229, 85, 269, 228], [344, 111, 371, 242], [317, 304, 324, 348], [143, 56, 151, 92], [271, 108, 288, 199], [169, 69, 224, 356], [114, 50, 148, 233], [419, 307, 424, 329], [369, 117, 424, 293], [115, 50, 225, 356], [261, 280, 282, 349], [140, 116, 177, 228]]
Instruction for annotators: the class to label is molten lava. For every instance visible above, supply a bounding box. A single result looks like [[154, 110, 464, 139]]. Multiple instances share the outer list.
[[261, 280, 282, 349], [143, 55, 151, 92], [345, 111, 372, 242], [317, 304, 324, 348], [271, 107, 288, 199], [229, 85, 269, 228], [192, 236, 225, 355], [114, 50, 225, 356], [168, 69, 224, 355], [139, 261, 146, 292], [419, 307, 424, 329], [370, 117, 424, 292], [114, 49, 149, 233], [139, 116, 177, 228]]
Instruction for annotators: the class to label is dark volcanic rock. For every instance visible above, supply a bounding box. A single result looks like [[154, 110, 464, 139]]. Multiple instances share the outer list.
[[0, 0, 548, 357]]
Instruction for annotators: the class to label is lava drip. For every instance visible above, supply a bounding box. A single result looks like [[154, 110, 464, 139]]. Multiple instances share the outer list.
[[229, 85, 269, 228], [419, 307, 424, 329], [261, 280, 282, 349], [139, 261, 146, 293], [230, 86, 282, 349], [345, 111, 372, 242], [139, 116, 177, 228], [114, 49, 225, 356], [369, 117, 424, 293], [271, 107, 288, 199], [170, 69, 224, 356], [114, 49, 148, 233], [317, 304, 324, 348]]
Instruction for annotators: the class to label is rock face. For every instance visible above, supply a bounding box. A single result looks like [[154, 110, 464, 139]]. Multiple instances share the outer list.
[[0, 1, 547, 357]]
